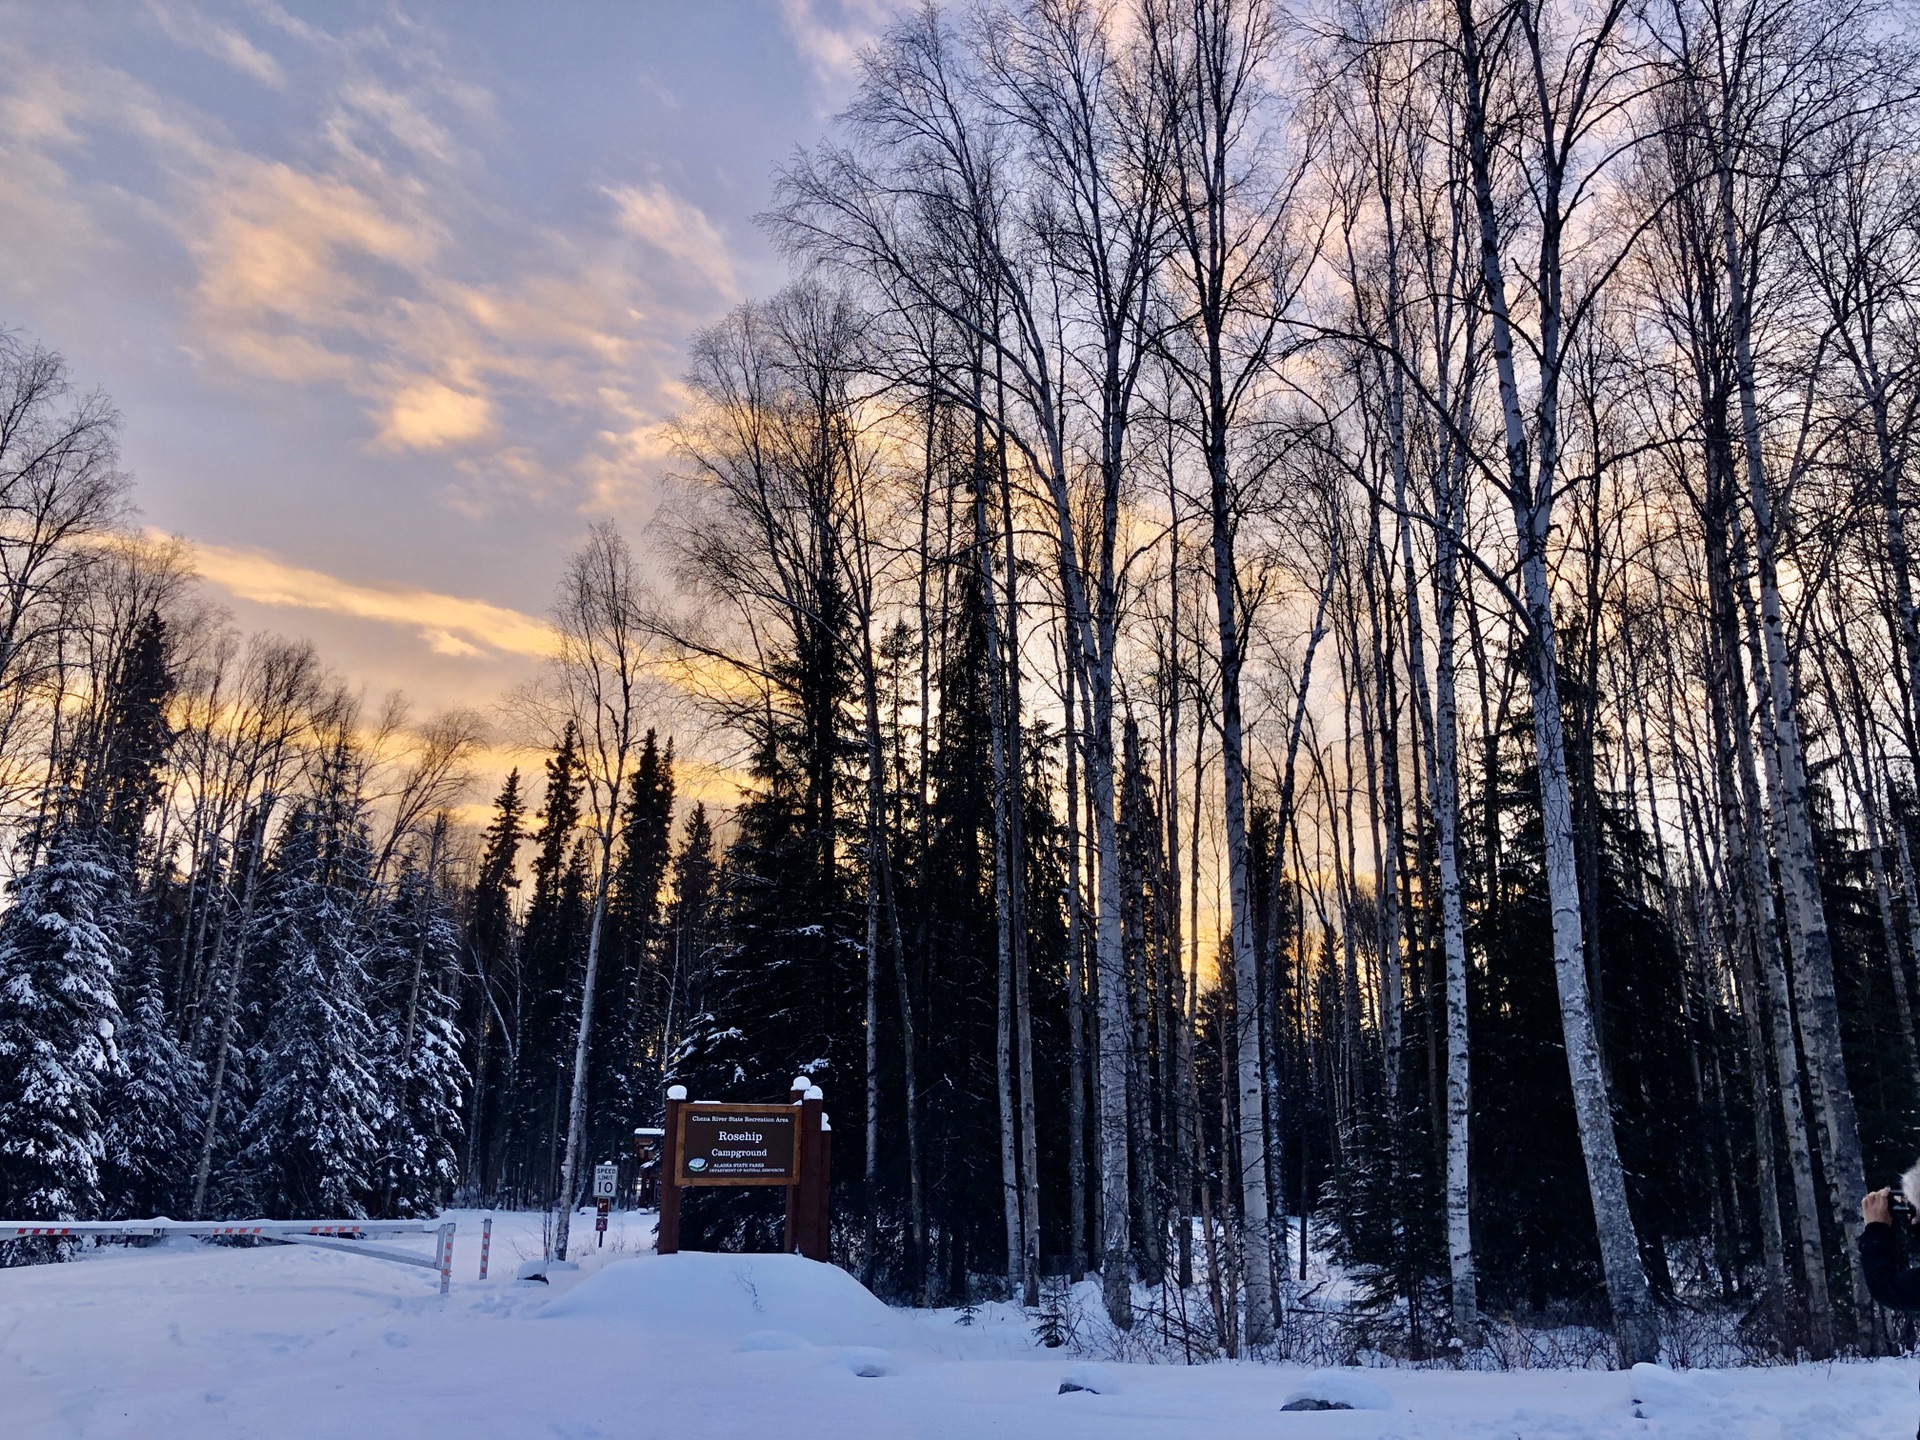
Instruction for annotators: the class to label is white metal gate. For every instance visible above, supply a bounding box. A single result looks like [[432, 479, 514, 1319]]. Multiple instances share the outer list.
[[0, 1219, 459, 1293]]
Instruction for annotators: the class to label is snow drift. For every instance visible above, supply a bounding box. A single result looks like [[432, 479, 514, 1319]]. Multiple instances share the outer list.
[[540, 1251, 909, 1351]]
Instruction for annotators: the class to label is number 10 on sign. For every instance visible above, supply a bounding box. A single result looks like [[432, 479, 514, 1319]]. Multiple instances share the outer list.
[[592, 1163, 617, 1246]]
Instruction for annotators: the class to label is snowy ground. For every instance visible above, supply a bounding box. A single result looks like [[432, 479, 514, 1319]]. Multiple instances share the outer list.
[[3, 1209, 1918, 1438]]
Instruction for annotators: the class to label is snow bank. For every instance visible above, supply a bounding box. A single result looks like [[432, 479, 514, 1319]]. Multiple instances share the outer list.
[[540, 1251, 909, 1350], [1279, 1369, 1395, 1411], [8, 1228, 1920, 1440], [1058, 1362, 1126, 1394]]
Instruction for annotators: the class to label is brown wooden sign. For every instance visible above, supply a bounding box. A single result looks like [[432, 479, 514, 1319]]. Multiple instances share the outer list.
[[657, 1082, 833, 1262], [674, 1104, 799, 1187]]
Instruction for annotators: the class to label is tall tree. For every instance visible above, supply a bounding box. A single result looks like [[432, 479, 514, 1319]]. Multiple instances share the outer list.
[[0, 826, 126, 1222], [461, 769, 525, 1201], [1445, 0, 1659, 1363]]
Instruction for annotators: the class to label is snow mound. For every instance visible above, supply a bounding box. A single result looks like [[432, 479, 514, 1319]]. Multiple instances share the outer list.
[[540, 1253, 907, 1350], [1059, 1363, 1125, 1395], [514, 1259, 577, 1283], [1279, 1370, 1395, 1412], [833, 1346, 896, 1378], [737, 1329, 807, 1352], [1627, 1362, 1738, 1418]]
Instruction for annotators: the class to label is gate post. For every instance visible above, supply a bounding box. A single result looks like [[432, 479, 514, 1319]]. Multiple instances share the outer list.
[[784, 1076, 809, 1254], [817, 1115, 832, 1261], [798, 1086, 827, 1262], [658, 1085, 685, 1255]]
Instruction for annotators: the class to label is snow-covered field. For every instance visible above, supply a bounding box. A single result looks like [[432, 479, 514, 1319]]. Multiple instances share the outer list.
[[3, 1209, 1917, 1438]]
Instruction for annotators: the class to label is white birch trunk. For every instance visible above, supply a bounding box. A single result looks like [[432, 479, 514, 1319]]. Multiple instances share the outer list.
[[553, 855, 612, 1262], [1064, 644, 1089, 1281], [1431, 455, 1477, 1339], [1453, 0, 1655, 1363], [1087, 659, 1131, 1328], [1719, 142, 1872, 1337], [1207, 441, 1274, 1348], [1716, 544, 1833, 1353], [1003, 469, 1041, 1309], [975, 453, 1022, 1295], [862, 701, 883, 1286]]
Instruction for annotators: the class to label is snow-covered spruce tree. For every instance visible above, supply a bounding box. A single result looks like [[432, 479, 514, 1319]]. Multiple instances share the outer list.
[[100, 937, 203, 1219], [89, 609, 175, 858], [658, 802, 717, 1089], [674, 729, 858, 1256], [591, 729, 673, 1172], [502, 727, 586, 1208], [233, 807, 380, 1218], [371, 852, 467, 1217], [1116, 716, 1173, 1291], [459, 769, 524, 1203], [0, 826, 128, 1229], [91, 605, 202, 1219]]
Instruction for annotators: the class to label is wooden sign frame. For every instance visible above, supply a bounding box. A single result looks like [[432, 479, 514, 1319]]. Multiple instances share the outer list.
[[656, 1083, 832, 1263]]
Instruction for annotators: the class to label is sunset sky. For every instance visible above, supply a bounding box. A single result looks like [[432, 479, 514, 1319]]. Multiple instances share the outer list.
[[0, 0, 897, 722]]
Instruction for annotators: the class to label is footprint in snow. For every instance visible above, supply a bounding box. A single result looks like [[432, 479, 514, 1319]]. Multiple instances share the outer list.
[[836, 1347, 895, 1378]]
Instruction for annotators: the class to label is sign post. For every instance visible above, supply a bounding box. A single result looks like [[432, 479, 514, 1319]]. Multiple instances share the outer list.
[[654, 1080, 831, 1262], [633, 1127, 664, 1208], [592, 1162, 618, 1246]]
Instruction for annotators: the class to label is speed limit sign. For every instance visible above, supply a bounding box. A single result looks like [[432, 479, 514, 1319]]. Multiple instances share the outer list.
[[593, 1163, 619, 1199]]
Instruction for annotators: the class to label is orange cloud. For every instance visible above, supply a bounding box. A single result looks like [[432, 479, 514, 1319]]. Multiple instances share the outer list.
[[1, 23, 737, 527], [190, 539, 555, 659], [193, 159, 437, 330], [380, 377, 494, 450], [605, 182, 738, 299]]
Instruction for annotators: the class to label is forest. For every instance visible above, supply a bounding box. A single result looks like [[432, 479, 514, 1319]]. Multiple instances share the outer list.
[[2, 0, 1919, 1371]]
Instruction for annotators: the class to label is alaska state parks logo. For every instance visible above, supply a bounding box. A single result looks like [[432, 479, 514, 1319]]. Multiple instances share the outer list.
[[687, 1157, 709, 1173]]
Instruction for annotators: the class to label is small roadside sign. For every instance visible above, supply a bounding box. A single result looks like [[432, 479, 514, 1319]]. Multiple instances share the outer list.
[[593, 1162, 618, 1199]]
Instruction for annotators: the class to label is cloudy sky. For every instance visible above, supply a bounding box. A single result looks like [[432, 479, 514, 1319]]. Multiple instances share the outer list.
[[0, 0, 897, 725]]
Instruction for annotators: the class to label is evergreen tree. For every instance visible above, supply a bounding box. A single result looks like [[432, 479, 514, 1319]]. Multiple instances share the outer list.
[[1019, 730, 1073, 1269], [1116, 716, 1173, 1287], [593, 730, 674, 1165], [1821, 784, 1920, 1184], [89, 609, 175, 859], [372, 851, 468, 1217], [461, 770, 524, 1201], [676, 545, 858, 1252], [913, 568, 998, 1298], [100, 935, 202, 1219], [661, 803, 718, 1084], [1455, 718, 1694, 1317], [234, 808, 381, 1218], [677, 744, 856, 1251], [503, 728, 587, 1206], [0, 827, 127, 1223], [90, 612, 198, 1220]]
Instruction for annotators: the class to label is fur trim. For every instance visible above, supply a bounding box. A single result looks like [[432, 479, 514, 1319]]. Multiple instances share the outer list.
[[1901, 1162, 1920, 1214]]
